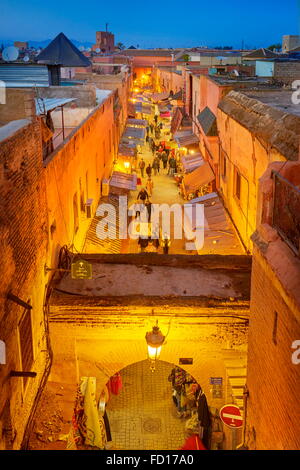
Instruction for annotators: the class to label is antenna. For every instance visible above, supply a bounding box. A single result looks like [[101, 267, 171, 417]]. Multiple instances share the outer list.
[[2, 46, 19, 62], [23, 55, 30, 62], [86, 47, 91, 52], [95, 48, 100, 53]]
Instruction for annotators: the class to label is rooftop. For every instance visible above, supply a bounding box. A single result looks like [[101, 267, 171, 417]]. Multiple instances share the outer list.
[[243, 90, 300, 117], [218, 90, 300, 161]]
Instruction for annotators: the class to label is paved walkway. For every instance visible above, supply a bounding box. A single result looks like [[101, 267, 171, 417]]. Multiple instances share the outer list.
[[106, 360, 186, 450]]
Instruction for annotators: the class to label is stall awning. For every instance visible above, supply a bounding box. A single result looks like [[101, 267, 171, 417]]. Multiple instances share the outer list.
[[118, 143, 136, 158], [141, 104, 152, 115], [184, 192, 245, 254], [109, 171, 137, 192], [171, 107, 184, 134], [181, 153, 204, 173], [123, 126, 146, 140], [126, 118, 148, 127], [150, 91, 170, 102], [128, 102, 136, 117], [175, 131, 199, 147], [197, 107, 217, 136], [182, 162, 215, 194], [170, 90, 183, 101]]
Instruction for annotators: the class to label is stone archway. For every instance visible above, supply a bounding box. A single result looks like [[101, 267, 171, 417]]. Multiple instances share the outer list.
[[105, 359, 198, 450]]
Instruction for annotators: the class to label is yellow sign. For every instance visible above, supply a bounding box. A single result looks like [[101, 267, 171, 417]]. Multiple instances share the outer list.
[[71, 259, 92, 280]]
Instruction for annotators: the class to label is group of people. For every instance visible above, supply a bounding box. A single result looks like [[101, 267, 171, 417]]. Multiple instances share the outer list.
[[135, 187, 171, 254], [168, 366, 212, 450]]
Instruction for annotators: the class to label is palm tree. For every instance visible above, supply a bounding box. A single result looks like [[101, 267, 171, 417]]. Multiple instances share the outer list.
[[116, 42, 126, 50]]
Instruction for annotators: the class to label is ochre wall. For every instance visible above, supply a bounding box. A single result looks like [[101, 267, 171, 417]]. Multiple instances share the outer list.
[[246, 240, 300, 449], [217, 108, 286, 252]]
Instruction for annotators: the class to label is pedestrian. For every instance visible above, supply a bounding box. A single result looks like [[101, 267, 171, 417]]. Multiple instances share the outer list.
[[152, 158, 159, 176], [151, 140, 156, 155], [162, 152, 168, 171], [146, 178, 154, 197], [145, 200, 152, 221], [168, 156, 176, 176], [137, 187, 149, 203], [138, 236, 148, 253], [146, 164, 152, 178], [159, 122, 163, 130], [146, 125, 150, 136], [161, 233, 171, 254], [154, 115, 158, 124], [139, 158, 145, 178], [150, 123, 154, 134]]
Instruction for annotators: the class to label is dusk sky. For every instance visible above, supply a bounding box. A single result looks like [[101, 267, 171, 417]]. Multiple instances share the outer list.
[[1, 0, 299, 49]]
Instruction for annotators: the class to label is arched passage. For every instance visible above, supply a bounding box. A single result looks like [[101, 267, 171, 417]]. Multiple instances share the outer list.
[[105, 359, 201, 450]]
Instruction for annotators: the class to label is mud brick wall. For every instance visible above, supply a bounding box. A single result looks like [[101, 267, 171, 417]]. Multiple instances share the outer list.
[[0, 118, 49, 449], [246, 242, 300, 450]]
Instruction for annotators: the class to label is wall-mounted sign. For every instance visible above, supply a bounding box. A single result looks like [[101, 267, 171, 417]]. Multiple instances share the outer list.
[[220, 404, 243, 429], [71, 259, 92, 280], [179, 358, 193, 365], [210, 377, 223, 385]]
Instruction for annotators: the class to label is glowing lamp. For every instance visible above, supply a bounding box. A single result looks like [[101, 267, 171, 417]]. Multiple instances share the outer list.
[[145, 321, 165, 371]]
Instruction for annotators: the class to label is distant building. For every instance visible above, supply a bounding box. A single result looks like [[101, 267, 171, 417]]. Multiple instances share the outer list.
[[93, 31, 115, 53], [14, 41, 28, 51], [282, 35, 300, 53]]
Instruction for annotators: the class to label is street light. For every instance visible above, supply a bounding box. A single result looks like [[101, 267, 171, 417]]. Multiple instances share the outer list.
[[145, 320, 165, 372]]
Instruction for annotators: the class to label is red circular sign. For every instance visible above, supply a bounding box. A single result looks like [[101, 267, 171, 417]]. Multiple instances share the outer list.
[[220, 404, 243, 429]]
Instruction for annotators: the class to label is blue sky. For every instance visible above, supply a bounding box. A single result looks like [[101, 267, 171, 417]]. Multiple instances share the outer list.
[[1, 0, 299, 49]]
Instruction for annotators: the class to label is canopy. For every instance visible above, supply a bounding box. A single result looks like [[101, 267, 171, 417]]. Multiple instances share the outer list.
[[109, 171, 137, 192], [181, 153, 204, 173], [150, 91, 170, 102], [175, 131, 199, 147], [182, 162, 215, 195], [184, 192, 244, 254], [35, 97, 76, 115], [123, 126, 146, 140], [126, 118, 147, 128], [171, 107, 183, 134], [118, 143, 136, 158]]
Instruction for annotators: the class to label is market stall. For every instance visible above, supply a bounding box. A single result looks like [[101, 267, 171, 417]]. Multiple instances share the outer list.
[[180, 161, 215, 200]]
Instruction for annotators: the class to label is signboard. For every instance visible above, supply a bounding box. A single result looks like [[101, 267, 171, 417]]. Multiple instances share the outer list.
[[179, 358, 193, 365], [71, 259, 92, 280], [210, 377, 223, 385], [220, 404, 243, 429]]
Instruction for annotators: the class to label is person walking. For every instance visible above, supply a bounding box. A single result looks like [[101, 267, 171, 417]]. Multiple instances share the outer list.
[[161, 233, 171, 254], [152, 158, 158, 176], [146, 164, 152, 178], [168, 156, 176, 176], [162, 151, 168, 172], [139, 158, 145, 178], [150, 123, 154, 134], [146, 178, 154, 197], [151, 140, 156, 156], [137, 187, 149, 203]]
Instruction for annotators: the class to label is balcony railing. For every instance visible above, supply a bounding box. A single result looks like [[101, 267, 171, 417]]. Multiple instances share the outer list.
[[272, 170, 300, 256]]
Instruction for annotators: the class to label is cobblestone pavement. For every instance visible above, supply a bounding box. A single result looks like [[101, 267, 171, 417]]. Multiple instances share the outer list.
[[106, 360, 186, 450]]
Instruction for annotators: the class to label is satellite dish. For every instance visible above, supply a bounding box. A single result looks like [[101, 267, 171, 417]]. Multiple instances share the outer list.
[[95, 48, 100, 53], [23, 55, 30, 62], [2, 46, 19, 62], [86, 47, 91, 52], [79, 45, 85, 51]]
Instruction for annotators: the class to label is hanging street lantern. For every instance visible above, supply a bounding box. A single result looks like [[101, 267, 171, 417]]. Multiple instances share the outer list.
[[145, 320, 165, 372]]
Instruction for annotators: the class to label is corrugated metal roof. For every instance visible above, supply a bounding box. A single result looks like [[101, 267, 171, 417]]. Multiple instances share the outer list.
[[35, 97, 76, 114], [109, 171, 137, 191], [182, 162, 215, 194], [123, 126, 146, 140], [181, 153, 204, 173], [0, 65, 49, 87]]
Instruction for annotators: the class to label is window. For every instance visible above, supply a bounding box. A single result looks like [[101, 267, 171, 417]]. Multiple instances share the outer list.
[[73, 193, 79, 234], [19, 308, 34, 387], [272, 311, 278, 345], [221, 151, 227, 179], [234, 168, 241, 200]]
